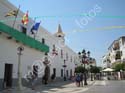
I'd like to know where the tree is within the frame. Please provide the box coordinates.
[90,66,101,74]
[113,63,125,72]
[90,66,101,80]
[75,66,86,73]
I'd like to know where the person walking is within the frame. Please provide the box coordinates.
[80,73,83,87]
[75,74,81,87]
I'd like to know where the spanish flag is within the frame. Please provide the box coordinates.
[22,11,29,25]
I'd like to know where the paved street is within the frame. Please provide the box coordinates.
[85,80,125,93]
[34,80,94,93]
[1,80,125,93]
[1,80,94,93]
[36,80,125,93]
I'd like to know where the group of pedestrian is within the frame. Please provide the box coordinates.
[75,73,83,87]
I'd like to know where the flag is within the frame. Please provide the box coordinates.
[31,22,41,34]
[5,10,18,17]
[22,11,28,25]
[52,45,58,55]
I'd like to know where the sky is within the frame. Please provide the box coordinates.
[8,0,125,66]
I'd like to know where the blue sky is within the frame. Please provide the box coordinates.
[8,0,125,66]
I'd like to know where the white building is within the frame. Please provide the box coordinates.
[102,53,111,68]
[103,36,125,68]
[0,0,78,89]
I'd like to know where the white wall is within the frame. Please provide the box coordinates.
[0,34,45,79]
[0,0,77,79]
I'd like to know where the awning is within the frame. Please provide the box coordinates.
[102,68,114,72]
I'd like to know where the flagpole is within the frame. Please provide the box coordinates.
[33,18,36,39]
[12,5,20,29]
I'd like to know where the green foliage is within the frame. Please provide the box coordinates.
[113,63,125,71]
[90,66,101,73]
[75,66,86,73]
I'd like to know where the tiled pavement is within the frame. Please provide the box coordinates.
[1,80,95,93]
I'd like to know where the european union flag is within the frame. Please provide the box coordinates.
[31,22,41,34]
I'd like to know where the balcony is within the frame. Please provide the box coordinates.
[115,51,122,60]
[113,41,120,50]
[0,22,49,53]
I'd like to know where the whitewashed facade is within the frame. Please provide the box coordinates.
[0,0,78,89]
[102,36,125,68]
[102,53,111,68]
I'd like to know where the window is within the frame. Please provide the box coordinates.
[70,56,72,62]
[66,70,69,77]
[52,44,58,55]
[53,68,56,75]
[61,49,63,58]
[61,69,63,77]
[21,26,27,34]
[53,44,55,50]
[70,69,72,77]
[66,53,68,61]
[115,51,122,60]
[42,38,45,44]
[58,35,62,37]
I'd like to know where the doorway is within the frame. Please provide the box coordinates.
[4,63,13,88]
[70,69,72,77]
[53,68,56,76]
[66,70,69,77]
[61,69,63,77]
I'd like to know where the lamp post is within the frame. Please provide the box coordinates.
[90,65,93,81]
[78,49,90,85]
[17,46,24,90]
[43,52,50,84]
[120,69,123,80]
[63,60,67,81]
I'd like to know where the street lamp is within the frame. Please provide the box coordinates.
[17,46,24,90]
[78,49,90,85]
[90,65,93,81]
[43,52,50,84]
[120,69,123,80]
[62,60,67,81]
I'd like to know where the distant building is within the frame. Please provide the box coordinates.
[89,58,96,66]
[102,54,111,68]
[102,36,125,68]
[77,55,96,69]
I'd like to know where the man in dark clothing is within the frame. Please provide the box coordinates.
[80,73,83,87]
[75,74,81,87]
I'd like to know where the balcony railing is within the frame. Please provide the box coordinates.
[0,22,49,53]
[115,51,122,60]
